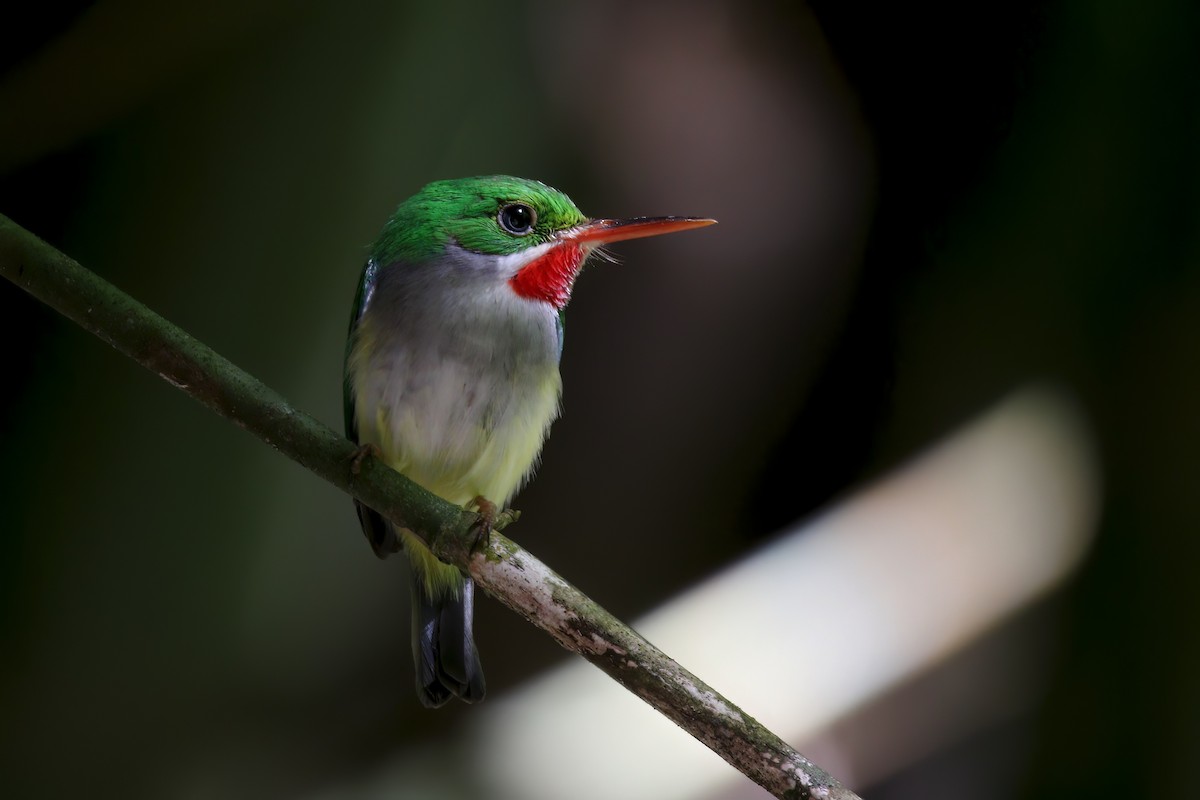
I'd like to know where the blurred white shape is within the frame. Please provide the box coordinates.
[472,386,1099,800]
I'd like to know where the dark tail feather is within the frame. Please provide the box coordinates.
[411,575,486,708]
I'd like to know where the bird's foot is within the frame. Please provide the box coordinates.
[468,496,520,553]
[350,442,382,475]
[468,496,496,553]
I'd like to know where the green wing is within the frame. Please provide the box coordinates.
[343,258,395,558]
[343,258,378,441]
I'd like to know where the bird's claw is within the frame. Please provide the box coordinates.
[468,495,497,553]
[467,496,520,553]
[350,442,383,475]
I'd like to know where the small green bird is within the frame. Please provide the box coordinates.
[344,175,714,707]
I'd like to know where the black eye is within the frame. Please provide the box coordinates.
[498,203,536,235]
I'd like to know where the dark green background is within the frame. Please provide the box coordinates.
[1,1,1196,798]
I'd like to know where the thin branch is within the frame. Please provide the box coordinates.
[0,213,861,800]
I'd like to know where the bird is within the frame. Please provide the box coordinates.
[343,175,714,707]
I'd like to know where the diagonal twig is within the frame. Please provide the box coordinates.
[0,213,861,800]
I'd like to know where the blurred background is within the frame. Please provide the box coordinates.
[1,1,1197,798]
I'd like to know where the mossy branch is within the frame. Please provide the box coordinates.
[0,213,860,800]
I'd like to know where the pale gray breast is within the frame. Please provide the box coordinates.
[365,246,561,379]
[356,247,563,445]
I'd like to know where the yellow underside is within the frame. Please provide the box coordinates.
[358,365,562,598]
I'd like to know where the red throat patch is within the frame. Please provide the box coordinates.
[508,242,586,310]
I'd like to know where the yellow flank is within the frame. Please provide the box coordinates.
[399,530,464,598]
[356,358,563,599]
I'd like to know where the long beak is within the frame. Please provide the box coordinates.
[569,216,716,246]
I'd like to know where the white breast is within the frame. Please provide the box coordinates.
[349,275,563,507]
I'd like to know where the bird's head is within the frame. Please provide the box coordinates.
[371,176,714,310]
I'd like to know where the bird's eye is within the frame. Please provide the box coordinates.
[498,203,536,235]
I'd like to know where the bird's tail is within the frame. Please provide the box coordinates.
[410,574,486,707]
